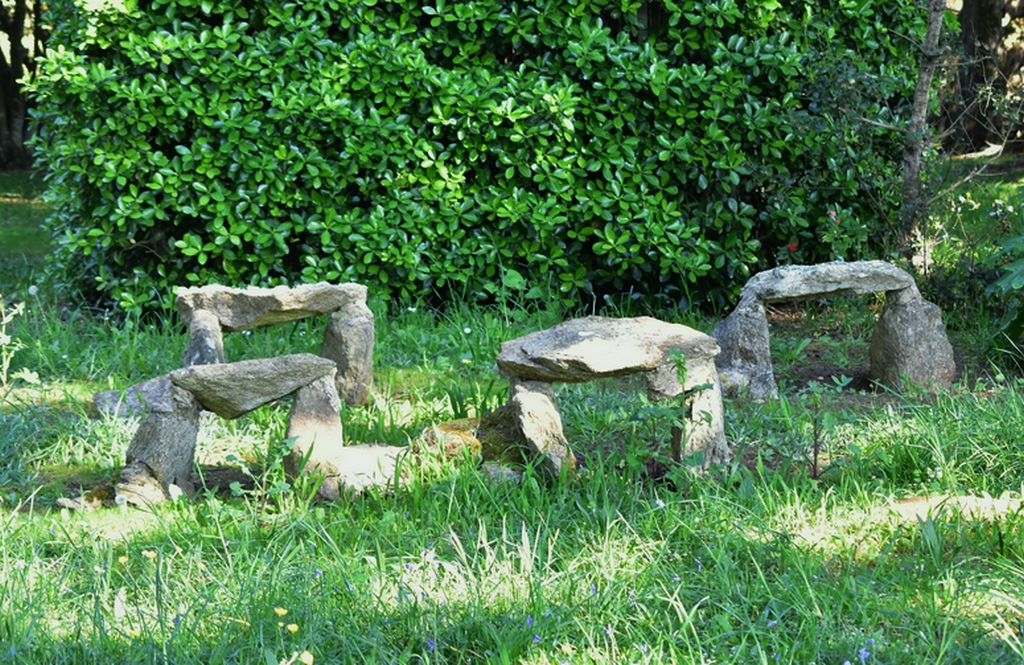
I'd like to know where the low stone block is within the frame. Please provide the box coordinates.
[297,444,408,500]
[94,375,177,419]
[509,380,576,476]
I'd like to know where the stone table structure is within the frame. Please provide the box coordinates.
[117,354,405,505]
[496,316,731,474]
[93,282,396,504]
[712,260,956,400]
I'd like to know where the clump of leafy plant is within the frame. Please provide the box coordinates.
[30,0,927,314]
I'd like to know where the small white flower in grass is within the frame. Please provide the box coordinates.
[27,285,38,297]
[463,327,471,334]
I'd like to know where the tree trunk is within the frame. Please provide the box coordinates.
[901,0,948,248]
[956,0,1007,149]
[0,0,31,168]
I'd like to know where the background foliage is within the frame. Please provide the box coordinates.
[31,0,929,313]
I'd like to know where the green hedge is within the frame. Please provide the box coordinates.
[31,0,927,313]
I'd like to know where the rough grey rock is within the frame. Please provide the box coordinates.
[497,315,720,382]
[712,296,778,399]
[176,282,368,332]
[508,380,576,477]
[94,375,177,418]
[285,371,345,486]
[714,260,955,399]
[674,354,731,465]
[743,260,915,303]
[498,316,728,468]
[304,444,408,500]
[320,302,375,406]
[869,284,957,390]
[181,308,225,366]
[169,354,336,419]
[118,382,201,505]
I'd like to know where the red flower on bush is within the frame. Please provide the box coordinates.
[787,242,798,252]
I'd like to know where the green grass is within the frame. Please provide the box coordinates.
[2,289,1024,663]
[3,165,1024,662]
[0,170,51,297]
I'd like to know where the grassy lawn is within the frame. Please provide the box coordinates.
[0,170,51,297]
[2,169,1024,662]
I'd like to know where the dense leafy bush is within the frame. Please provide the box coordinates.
[31,0,929,313]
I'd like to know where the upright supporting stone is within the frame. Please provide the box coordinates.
[285,371,345,482]
[870,284,957,390]
[678,354,730,464]
[118,378,201,505]
[181,308,225,366]
[710,296,777,399]
[320,301,375,406]
[508,379,576,477]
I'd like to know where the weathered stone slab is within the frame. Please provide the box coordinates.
[743,260,915,303]
[497,316,720,383]
[169,354,336,419]
[176,282,368,332]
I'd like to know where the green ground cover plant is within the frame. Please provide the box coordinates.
[29,0,927,313]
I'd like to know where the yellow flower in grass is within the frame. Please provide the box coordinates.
[274,607,288,617]
[299,651,314,665]
[286,623,299,634]
[117,555,128,566]
[141,550,157,561]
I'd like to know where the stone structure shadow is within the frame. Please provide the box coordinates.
[712,260,956,400]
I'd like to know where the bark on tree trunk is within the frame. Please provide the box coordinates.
[0,0,30,168]
[901,0,948,248]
